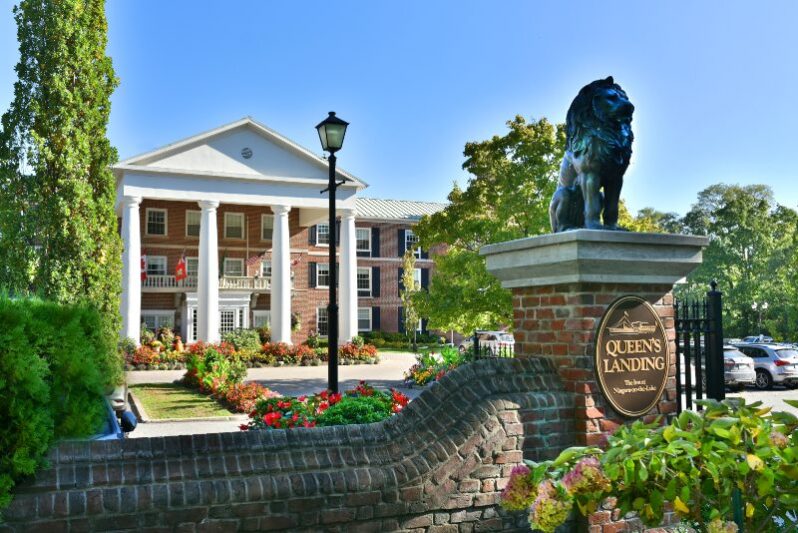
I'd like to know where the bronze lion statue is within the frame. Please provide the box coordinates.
[549,76,634,232]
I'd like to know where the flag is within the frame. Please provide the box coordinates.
[246,250,266,267]
[175,252,187,282]
[141,253,148,282]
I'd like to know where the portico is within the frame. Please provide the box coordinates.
[114,117,366,345]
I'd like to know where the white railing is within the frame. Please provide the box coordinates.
[143,275,269,291]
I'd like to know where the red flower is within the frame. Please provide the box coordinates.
[239,424,250,431]
[329,392,342,405]
[263,412,281,426]
[298,395,307,402]
[319,390,329,400]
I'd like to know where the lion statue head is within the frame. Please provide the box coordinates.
[549,77,635,232]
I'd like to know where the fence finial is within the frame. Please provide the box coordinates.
[710,279,718,291]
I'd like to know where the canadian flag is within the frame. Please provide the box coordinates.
[175,254,188,282]
[140,253,147,282]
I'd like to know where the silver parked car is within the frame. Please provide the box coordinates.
[459,330,515,356]
[735,343,798,390]
[720,345,756,391]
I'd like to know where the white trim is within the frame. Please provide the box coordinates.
[356,227,371,254]
[145,208,168,236]
[406,229,421,259]
[357,307,372,332]
[260,260,272,278]
[357,267,371,295]
[223,257,245,277]
[185,210,201,237]
[413,267,422,290]
[146,255,168,276]
[186,256,199,276]
[224,212,245,239]
[316,306,329,337]
[316,263,330,289]
[113,117,367,188]
[261,214,274,241]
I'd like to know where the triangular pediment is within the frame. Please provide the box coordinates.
[115,118,365,186]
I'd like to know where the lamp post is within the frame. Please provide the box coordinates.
[752,301,768,334]
[316,111,349,393]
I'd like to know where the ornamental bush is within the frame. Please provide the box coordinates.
[221,328,262,352]
[502,398,798,532]
[0,298,120,510]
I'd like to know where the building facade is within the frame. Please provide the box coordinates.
[114,118,444,345]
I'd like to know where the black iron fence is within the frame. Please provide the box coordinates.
[471,335,515,359]
[674,281,725,413]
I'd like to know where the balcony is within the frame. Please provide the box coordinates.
[142,275,271,292]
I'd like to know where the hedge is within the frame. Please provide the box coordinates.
[0,298,121,509]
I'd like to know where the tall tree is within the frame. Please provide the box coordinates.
[400,249,421,352]
[0,0,122,339]
[677,184,798,339]
[414,116,566,333]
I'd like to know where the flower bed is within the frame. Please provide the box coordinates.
[182,344,279,413]
[240,381,409,431]
[501,398,798,532]
[124,327,380,370]
[404,346,471,386]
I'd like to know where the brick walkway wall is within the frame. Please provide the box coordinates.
[1,359,574,532]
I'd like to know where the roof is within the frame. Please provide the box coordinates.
[113,116,366,188]
[355,197,447,221]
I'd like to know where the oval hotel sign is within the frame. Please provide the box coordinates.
[595,296,669,418]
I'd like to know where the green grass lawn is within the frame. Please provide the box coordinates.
[130,383,232,419]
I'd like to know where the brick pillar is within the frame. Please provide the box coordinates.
[482,230,708,445]
[511,282,678,445]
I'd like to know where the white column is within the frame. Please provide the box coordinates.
[120,196,142,344]
[197,200,220,343]
[339,208,358,344]
[270,205,292,344]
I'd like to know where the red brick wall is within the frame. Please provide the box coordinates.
[511,282,678,447]
[137,200,435,343]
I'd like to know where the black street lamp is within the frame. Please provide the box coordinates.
[316,111,349,393]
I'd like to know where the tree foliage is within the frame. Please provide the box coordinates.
[414,116,566,333]
[401,249,421,348]
[677,184,798,339]
[0,0,122,341]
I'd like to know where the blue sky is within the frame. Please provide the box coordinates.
[1,1,797,215]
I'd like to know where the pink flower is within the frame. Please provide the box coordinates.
[500,465,536,511]
[529,480,573,533]
[561,457,610,495]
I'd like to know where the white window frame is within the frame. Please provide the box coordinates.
[146,256,168,276]
[317,307,329,337]
[223,258,245,277]
[316,263,330,288]
[316,223,330,247]
[224,212,245,240]
[260,260,272,278]
[413,267,422,290]
[185,210,201,237]
[253,310,271,329]
[356,227,371,254]
[145,208,168,236]
[406,229,421,259]
[357,307,372,332]
[186,257,199,277]
[141,310,175,331]
[261,214,274,241]
[357,267,371,295]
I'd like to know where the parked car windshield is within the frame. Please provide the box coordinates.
[723,347,746,358]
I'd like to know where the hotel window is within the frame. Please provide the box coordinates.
[261,214,274,240]
[316,223,330,246]
[413,268,422,290]
[357,267,371,296]
[141,311,175,331]
[146,256,167,276]
[223,258,244,277]
[253,310,271,329]
[219,310,236,335]
[317,307,329,336]
[185,210,201,237]
[358,308,372,332]
[316,263,330,288]
[224,212,245,239]
[406,230,421,259]
[356,228,371,254]
[260,260,272,278]
[146,208,167,236]
[186,257,199,276]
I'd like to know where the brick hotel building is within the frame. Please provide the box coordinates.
[113,118,445,345]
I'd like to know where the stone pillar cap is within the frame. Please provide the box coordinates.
[480,229,709,288]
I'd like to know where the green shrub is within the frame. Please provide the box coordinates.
[0,298,120,510]
[222,328,262,352]
[316,395,393,426]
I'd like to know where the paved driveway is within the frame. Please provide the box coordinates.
[127,352,421,438]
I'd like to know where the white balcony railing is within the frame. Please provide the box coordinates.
[142,275,270,291]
